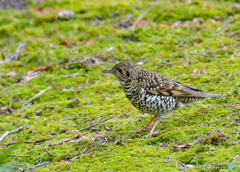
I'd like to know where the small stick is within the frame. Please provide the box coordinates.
[10,154,28,157]
[22,86,51,107]
[131,9,150,29]
[45,131,89,157]
[77,111,128,132]
[61,115,79,121]
[45,144,53,157]
[0,124,29,142]
[70,146,97,161]
[229,152,240,162]
[22,160,50,171]
[117,14,133,26]
[15,42,26,60]
[24,137,53,144]
[187,53,215,57]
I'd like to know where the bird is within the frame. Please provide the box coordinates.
[102,62,222,138]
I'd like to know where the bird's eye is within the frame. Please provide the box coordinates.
[118,69,123,73]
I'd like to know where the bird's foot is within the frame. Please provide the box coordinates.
[145,132,153,138]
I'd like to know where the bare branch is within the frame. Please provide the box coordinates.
[22,86,52,107]
[77,111,128,132]
[0,124,29,142]
[45,131,89,157]
[70,146,97,161]
[131,9,150,29]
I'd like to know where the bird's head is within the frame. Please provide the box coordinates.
[102,62,138,81]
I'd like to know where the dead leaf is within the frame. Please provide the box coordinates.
[157,142,167,148]
[85,40,94,46]
[135,59,149,66]
[209,18,217,24]
[189,59,195,64]
[35,6,40,11]
[42,7,53,13]
[193,68,206,75]
[193,18,204,24]
[58,10,74,18]
[237,42,240,47]
[7,69,17,76]
[0,107,13,114]
[27,66,52,75]
[137,20,146,25]
[105,125,113,131]
[172,139,199,148]
[192,42,197,46]
[60,41,68,46]
[45,105,55,109]
[85,77,90,84]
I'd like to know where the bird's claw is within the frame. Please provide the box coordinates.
[145,132,153,138]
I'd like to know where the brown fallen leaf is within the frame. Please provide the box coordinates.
[157,142,167,148]
[137,20,146,25]
[189,59,195,64]
[105,125,113,131]
[60,41,68,46]
[192,42,197,46]
[172,139,199,148]
[35,6,40,11]
[27,66,52,75]
[193,18,204,24]
[0,107,13,114]
[42,7,54,13]
[209,18,217,24]
[7,69,17,76]
[85,40,94,46]
[85,77,90,84]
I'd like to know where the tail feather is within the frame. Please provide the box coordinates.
[205,93,224,97]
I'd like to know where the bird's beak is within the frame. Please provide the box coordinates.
[102,69,112,73]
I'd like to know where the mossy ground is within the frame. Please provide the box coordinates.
[0,0,240,171]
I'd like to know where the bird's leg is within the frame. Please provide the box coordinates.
[145,116,161,138]
[142,115,156,129]
[132,116,156,133]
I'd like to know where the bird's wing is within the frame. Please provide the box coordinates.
[138,72,207,98]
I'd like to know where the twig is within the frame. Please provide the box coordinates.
[24,137,53,144]
[57,73,81,79]
[21,161,50,171]
[131,9,150,29]
[0,54,15,65]
[45,144,53,157]
[45,132,89,157]
[61,115,79,121]
[117,14,133,26]
[15,42,26,60]
[6,137,53,146]
[77,111,128,132]
[10,154,29,157]
[70,146,97,161]
[229,152,240,162]
[22,86,52,107]
[0,124,29,142]
[187,53,215,57]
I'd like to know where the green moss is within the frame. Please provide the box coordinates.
[0,0,240,171]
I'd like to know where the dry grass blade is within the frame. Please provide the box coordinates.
[77,111,128,132]
[22,86,52,107]
[0,124,29,142]
[131,9,150,29]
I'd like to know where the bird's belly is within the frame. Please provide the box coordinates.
[126,89,178,115]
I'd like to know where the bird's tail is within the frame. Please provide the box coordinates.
[205,93,224,97]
